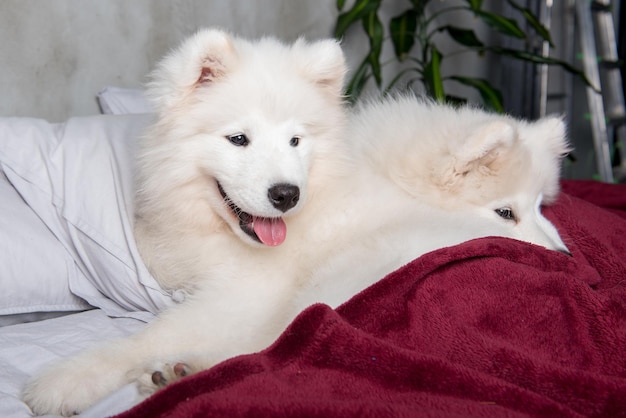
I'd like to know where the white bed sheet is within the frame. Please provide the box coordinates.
[0,309,148,417]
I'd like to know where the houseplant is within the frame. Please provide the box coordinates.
[335,0,588,112]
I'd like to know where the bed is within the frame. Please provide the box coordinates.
[0,96,625,417]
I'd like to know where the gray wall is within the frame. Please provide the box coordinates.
[0,0,338,121]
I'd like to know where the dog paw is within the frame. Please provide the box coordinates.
[23,364,118,416]
[22,348,133,416]
[151,362,193,387]
[134,361,197,396]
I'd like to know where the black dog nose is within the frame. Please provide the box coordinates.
[268,183,300,212]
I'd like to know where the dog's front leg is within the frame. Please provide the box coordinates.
[23,277,292,416]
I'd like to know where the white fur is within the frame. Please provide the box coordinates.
[23,29,571,416]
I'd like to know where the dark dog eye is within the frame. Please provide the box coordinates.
[289,136,300,147]
[227,134,249,147]
[495,207,516,221]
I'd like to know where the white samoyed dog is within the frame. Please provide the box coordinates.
[23,28,571,415]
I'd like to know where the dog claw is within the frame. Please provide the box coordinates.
[174,363,190,378]
[151,371,167,387]
[149,363,192,390]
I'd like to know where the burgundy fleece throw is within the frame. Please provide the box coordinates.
[118,180,626,418]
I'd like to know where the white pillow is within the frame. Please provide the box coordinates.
[97,87,153,115]
[0,115,174,321]
[0,169,90,316]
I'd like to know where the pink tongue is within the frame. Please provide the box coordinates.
[253,217,287,246]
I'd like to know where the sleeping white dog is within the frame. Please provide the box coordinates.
[23,28,571,415]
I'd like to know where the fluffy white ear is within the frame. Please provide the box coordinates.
[193,30,236,84]
[293,38,347,95]
[453,120,516,175]
[526,115,571,157]
[521,115,570,202]
[147,28,237,111]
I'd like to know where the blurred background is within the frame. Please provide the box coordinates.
[0,0,624,181]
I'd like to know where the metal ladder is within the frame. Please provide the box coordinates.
[576,0,626,182]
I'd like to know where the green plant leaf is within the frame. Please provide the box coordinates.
[390,9,418,61]
[440,25,484,47]
[336,0,346,11]
[384,67,422,94]
[449,76,504,112]
[363,10,384,86]
[473,10,526,39]
[506,0,553,46]
[345,58,371,102]
[335,0,381,39]
[423,47,445,101]
[462,0,482,11]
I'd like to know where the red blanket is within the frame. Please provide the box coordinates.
[118,180,626,418]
